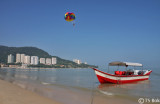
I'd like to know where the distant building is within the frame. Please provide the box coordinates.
[84,62,87,64]
[20,54,25,63]
[46,58,51,65]
[31,56,39,65]
[52,57,57,65]
[8,54,14,63]
[73,59,81,64]
[24,55,30,64]
[40,58,45,64]
[16,53,21,63]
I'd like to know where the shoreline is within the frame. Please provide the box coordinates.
[0,67,91,69]
[0,79,61,104]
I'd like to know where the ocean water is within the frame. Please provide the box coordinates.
[0,68,160,104]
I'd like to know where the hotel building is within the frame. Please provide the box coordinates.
[46,58,51,65]
[16,53,21,63]
[7,54,14,63]
[40,58,46,64]
[20,54,25,64]
[52,57,57,65]
[24,55,30,64]
[73,59,81,64]
[31,56,39,65]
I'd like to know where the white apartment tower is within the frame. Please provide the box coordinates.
[31,56,39,65]
[24,55,30,64]
[73,59,81,64]
[52,57,57,65]
[8,54,14,63]
[46,58,51,65]
[16,53,21,63]
[20,54,25,63]
[40,58,45,64]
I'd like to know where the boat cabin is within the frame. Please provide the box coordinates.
[108,61,150,76]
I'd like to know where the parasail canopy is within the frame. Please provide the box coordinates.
[64,12,75,22]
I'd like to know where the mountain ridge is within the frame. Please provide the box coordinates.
[0,45,97,68]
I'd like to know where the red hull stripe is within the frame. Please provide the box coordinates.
[96,74,148,84]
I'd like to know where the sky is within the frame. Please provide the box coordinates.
[0,0,160,68]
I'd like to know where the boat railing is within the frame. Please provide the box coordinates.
[115,71,134,76]
[114,70,152,76]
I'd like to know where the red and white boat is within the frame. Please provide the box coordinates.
[92,61,152,84]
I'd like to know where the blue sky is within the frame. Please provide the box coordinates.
[0,0,160,68]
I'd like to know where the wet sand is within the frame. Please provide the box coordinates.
[0,78,138,104]
[0,79,61,104]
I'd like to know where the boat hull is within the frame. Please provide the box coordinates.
[92,68,152,84]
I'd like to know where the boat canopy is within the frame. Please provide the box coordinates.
[109,61,143,67]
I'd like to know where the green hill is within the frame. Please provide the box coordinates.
[0,45,51,63]
[0,45,97,68]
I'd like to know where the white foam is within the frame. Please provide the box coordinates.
[41,82,51,85]
[99,90,113,96]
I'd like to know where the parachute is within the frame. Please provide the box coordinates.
[64,12,75,26]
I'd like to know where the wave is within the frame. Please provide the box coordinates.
[41,82,51,85]
[99,90,114,96]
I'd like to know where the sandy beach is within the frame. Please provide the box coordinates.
[0,79,137,104]
[0,79,61,104]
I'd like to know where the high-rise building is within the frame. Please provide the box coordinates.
[40,58,45,64]
[52,57,57,65]
[24,55,30,64]
[46,58,51,65]
[8,54,14,63]
[20,54,25,63]
[31,56,39,65]
[73,59,81,64]
[16,53,21,63]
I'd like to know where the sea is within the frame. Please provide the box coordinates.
[0,68,160,104]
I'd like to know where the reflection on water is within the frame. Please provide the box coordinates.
[98,80,151,97]
[0,68,95,104]
[0,68,96,89]
[0,68,160,100]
